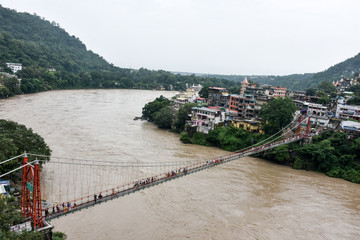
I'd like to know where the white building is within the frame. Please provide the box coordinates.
[188,107,225,134]
[341,120,360,138]
[309,116,330,127]
[336,104,360,121]
[307,102,328,116]
[6,63,22,73]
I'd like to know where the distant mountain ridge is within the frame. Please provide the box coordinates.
[175,53,360,90]
[1,4,358,95]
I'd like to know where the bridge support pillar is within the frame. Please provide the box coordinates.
[32,160,44,229]
[21,152,32,218]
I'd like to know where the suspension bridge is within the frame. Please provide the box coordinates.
[0,114,312,230]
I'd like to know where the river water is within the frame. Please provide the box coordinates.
[0,89,359,240]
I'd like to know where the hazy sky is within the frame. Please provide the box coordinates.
[2,0,360,75]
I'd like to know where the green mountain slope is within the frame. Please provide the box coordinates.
[0,6,112,73]
[0,5,240,97]
[207,53,360,90]
[206,54,360,90]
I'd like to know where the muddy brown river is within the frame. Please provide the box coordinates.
[1,89,359,240]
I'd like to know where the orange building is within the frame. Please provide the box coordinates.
[274,87,287,98]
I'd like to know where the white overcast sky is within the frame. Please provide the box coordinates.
[1,0,360,75]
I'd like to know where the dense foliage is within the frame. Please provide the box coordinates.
[347,97,360,105]
[263,131,360,184]
[348,85,360,96]
[141,96,171,122]
[153,107,175,129]
[142,97,195,132]
[347,84,360,105]
[173,103,196,132]
[0,5,241,98]
[0,196,43,239]
[0,119,51,176]
[181,126,266,151]
[259,97,296,135]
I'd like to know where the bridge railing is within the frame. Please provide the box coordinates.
[44,134,304,220]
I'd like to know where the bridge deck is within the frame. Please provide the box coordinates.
[45,135,303,221]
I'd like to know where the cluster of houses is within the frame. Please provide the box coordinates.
[174,77,360,138]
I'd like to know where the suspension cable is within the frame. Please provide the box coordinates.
[0,153,25,165]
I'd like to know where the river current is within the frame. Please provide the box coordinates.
[0,89,359,240]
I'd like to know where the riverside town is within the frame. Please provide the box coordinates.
[0,2,360,240]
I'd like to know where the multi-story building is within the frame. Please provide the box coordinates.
[173,97,188,109]
[288,90,306,101]
[307,102,328,116]
[246,85,265,96]
[208,87,229,106]
[230,119,263,134]
[6,63,22,73]
[220,94,230,108]
[274,87,287,98]
[340,120,360,138]
[255,95,272,105]
[229,94,259,119]
[336,104,360,121]
[188,106,225,134]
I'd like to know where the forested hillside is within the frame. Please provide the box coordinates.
[208,53,360,90]
[0,5,240,97]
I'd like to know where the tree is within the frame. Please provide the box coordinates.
[141,95,170,122]
[0,86,11,98]
[305,88,316,96]
[318,95,330,105]
[199,86,209,98]
[0,120,51,176]
[259,97,296,135]
[318,81,337,94]
[301,139,336,172]
[153,106,174,129]
[180,131,191,143]
[173,103,195,132]
[347,97,360,105]
[0,197,43,239]
[4,77,22,96]
[348,85,360,96]
[271,144,290,163]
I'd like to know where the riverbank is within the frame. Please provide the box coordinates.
[180,127,360,184]
[141,95,360,184]
[2,89,360,239]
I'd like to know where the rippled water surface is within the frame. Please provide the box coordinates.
[1,89,359,240]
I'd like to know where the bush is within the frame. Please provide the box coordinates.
[342,169,360,184]
[180,132,191,144]
[293,157,303,169]
[53,231,66,240]
[326,167,344,178]
[192,132,209,146]
[153,107,174,129]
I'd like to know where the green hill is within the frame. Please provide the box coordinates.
[0,6,113,73]
[208,53,360,90]
[0,4,240,97]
